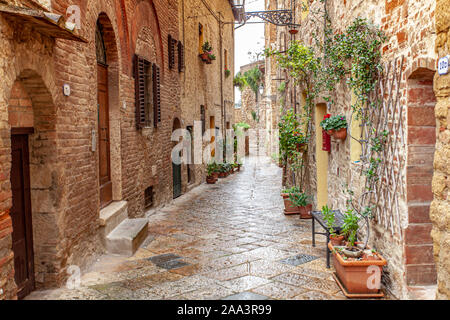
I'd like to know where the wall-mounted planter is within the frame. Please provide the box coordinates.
[199,53,211,64]
[333,128,347,140]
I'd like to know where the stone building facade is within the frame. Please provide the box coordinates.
[0,0,237,300]
[264,0,447,299]
[177,0,236,191]
[234,60,266,153]
[432,0,450,300]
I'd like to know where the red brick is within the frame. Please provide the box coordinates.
[405,244,434,264]
[407,184,434,202]
[408,204,432,223]
[405,224,433,245]
[408,106,436,126]
[408,127,436,145]
[406,264,437,285]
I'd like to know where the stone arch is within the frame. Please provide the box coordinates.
[130,0,164,73]
[405,65,437,287]
[96,12,123,204]
[7,69,59,292]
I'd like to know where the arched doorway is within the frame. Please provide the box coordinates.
[172,118,182,199]
[96,14,121,208]
[405,67,437,287]
[8,70,58,298]
[96,19,112,208]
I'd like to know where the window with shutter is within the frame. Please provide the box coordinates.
[178,41,184,73]
[152,64,161,127]
[200,105,205,134]
[168,35,176,69]
[134,54,152,128]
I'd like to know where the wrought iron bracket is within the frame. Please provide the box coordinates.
[239,10,300,27]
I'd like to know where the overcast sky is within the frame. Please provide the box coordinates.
[234,0,265,104]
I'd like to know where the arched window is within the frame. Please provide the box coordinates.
[96,21,107,65]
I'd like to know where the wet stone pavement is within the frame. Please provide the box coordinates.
[28,156,348,300]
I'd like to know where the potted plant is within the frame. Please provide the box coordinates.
[200,41,213,63]
[206,162,218,184]
[281,186,301,215]
[217,164,227,178]
[225,68,231,77]
[320,115,348,140]
[321,205,344,246]
[288,191,312,219]
[328,208,387,296]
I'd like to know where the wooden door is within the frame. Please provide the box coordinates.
[173,155,182,199]
[10,133,35,299]
[97,64,112,208]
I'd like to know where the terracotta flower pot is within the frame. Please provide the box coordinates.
[206,176,216,184]
[330,234,345,246]
[329,242,387,295]
[219,172,226,178]
[281,193,300,215]
[289,29,298,35]
[333,128,347,140]
[199,53,211,63]
[212,172,219,179]
[298,204,313,219]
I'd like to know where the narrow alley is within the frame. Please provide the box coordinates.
[27,156,345,300]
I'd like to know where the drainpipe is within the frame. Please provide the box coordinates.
[219,12,225,140]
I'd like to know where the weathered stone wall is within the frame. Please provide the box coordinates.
[431,0,450,300]
[265,0,440,299]
[0,0,180,299]
[178,0,235,186]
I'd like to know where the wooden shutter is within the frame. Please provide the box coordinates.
[168,35,175,69]
[152,64,161,126]
[178,41,184,73]
[134,54,147,129]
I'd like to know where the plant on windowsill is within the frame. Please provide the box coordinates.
[320,115,348,140]
[321,205,344,246]
[225,68,231,77]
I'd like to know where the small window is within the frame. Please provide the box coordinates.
[200,105,206,134]
[134,55,160,128]
[145,186,154,208]
[224,49,228,70]
[168,34,176,69]
[199,23,204,54]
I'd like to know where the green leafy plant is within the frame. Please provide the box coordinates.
[208,53,216,61]
[320,115,347,131]
[233,72,247,91]
[225,69,231,77]
[342,209,360,247]
[201,41,212,53]
[278,81,286,93]
[288,192,311,207]
[322,205,337,236]
[207,162,218,176]
[282,186,301,194]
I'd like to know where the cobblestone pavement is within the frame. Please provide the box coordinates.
[28,156,350,300]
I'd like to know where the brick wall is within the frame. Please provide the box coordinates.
[0,0,181,299]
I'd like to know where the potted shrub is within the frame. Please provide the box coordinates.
[217,164,227,178]
[320,115,348,140]
[288,191,312,219]
[281,186,301,215]
[322,205,344,246]
[329,209,387,296]
[206,162,218,184]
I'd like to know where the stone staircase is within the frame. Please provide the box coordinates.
[99,201,148,256]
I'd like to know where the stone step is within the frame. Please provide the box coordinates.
[105,218,149,256]
[99,200,128,237]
